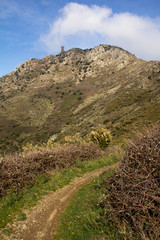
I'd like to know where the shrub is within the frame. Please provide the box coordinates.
[100,126,160,239]
[0,143,103,197]
[88,127,112,149]
[22,142,39,152]
[62,133,85,145]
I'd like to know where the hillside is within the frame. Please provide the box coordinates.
[0,44,160,154]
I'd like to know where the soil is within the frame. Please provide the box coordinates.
[1,163,119,240]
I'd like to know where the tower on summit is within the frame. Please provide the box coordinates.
[61,46,64,53]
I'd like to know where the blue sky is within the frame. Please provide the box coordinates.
[0,0,160,77]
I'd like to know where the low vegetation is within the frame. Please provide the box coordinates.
[0,143,103,197]
[54,126,160,240]
[0,154,119,230]
[100,125,160,239]
[54,168,123,240]
[0,125,159,239]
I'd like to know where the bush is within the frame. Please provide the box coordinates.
[62,133,85,145]
[100,126,160,239]
[0,143,103,197]
[88,127,112,149]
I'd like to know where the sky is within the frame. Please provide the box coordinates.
[0,0,160,77]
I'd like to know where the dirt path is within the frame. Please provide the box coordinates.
[1,163,119,240]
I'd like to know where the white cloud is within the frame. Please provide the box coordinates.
[40,2,160,60]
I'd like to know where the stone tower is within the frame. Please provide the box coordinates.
[61,46,64,53]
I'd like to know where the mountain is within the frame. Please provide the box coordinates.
[0,44,160,154]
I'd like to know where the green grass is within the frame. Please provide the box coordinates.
[5,95,53,126]
[0,154,120,232]
[60,94,77,113]
[54,169,123,240]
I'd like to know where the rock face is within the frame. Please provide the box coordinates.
[0,44,160,153]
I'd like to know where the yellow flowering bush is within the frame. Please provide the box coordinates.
[88,127,112,149]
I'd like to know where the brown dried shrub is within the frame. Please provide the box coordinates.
[101,126,160,239]
[0,143,103,196]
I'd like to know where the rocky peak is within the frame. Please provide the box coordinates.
[2,44,138,79]
[0,44,143,97]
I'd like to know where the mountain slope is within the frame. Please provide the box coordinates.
[0,45,160,153]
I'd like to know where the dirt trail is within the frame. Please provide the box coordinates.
[2,163,119,240]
